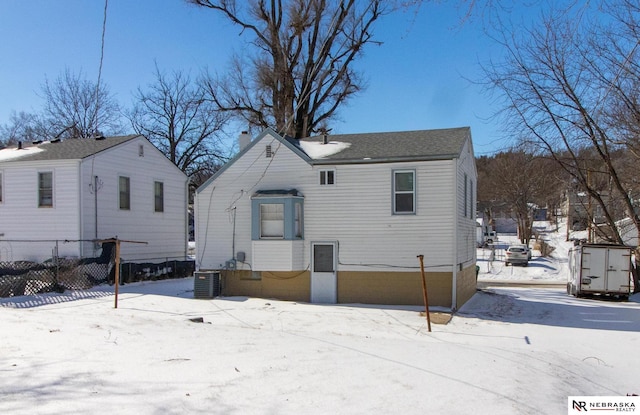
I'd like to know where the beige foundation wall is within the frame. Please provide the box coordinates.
[220,269,459,308]
[456,264,478,310]
[222,270,311,302]
[338,271,453,307]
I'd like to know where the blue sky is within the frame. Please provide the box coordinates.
[0,1,514,155]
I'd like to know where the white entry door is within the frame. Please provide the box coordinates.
[310,242,337,303]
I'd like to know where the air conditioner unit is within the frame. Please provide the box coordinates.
[193,271,221,299]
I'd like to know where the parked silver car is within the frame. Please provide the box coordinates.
[505,245,529,266]
[510,244,532,260]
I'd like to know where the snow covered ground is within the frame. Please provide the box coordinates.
[1,222,638,414]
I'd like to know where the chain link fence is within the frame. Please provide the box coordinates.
[0,240,194,298]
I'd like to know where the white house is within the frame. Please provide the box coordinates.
[0,135,189,263]
[195,128,478,309]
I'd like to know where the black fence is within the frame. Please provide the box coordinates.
[0,241,194,298]
[119,258,195,284]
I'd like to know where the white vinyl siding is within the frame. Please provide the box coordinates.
[195,130,473,274]
[0,162,80,261]
[196,133,311,270]
[305,161,455,271]
[0,137,187,262]
[0,171,3,203]
[456,139,478,265]
[79,137,188,261]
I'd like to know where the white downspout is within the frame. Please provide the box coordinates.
[451,158,459,311]
[185,177,190,260]
[78,160,85,258]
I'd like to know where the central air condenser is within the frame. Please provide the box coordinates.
[193,271,221,299]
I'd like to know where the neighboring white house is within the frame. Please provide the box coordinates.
[195,127,478,310]
[0,135,189,262]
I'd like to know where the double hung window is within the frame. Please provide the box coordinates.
[393,170,415,214]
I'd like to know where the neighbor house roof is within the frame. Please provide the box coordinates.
[0,135,140,163]
[290,127,471,164]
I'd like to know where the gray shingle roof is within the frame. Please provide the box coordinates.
[289,127,471,163]
[0,135,140,162]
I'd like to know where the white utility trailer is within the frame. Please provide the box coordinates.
[567,243,632,298]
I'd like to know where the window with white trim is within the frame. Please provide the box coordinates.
[38,171,53,208]
[464,173,468,217]
[119,176,131,210]
[469,180,474,218]
[393,170,415,214]
[154,181,164,212]
[320,169,335,185]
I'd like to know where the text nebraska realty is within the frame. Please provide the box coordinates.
[573,400,636,412]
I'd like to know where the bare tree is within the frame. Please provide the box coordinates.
[482,0,640,291]
[189,0,388,138]
[0,111,43,146]
[478,150,564,245]
[40,68,123,139]
[128,66,230,179]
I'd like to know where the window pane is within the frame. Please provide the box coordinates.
[260,203,284,237]
[38,172,53,207]
[154,181,164,212]
[394,171,415,213]
[119,176,130,210]
[295,202,302,238]
[395,172,414,191]
[313,244,334,272]
[464,174,468,217]
[395,194,414,213]
[320,170,335,185]
[327,170,336,184]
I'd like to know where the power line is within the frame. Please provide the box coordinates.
[91,0,109,136]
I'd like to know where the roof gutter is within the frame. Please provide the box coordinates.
[310,153,461,165]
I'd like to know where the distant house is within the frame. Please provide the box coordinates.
[195,127,477,310]
[0,135,189,262]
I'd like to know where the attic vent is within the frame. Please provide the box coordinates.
[138,144,144,157]
[266,145,272,158]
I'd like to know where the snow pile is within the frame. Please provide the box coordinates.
[0,145,44,161]
[298,140,351,159]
